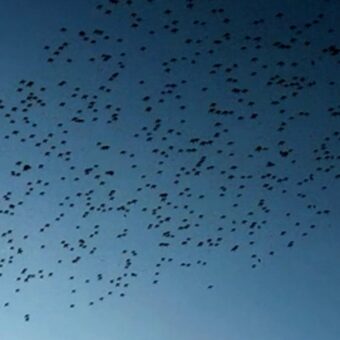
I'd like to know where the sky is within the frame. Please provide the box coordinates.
[0,0,339,339]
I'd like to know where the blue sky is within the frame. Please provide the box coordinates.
[0,0,339,339]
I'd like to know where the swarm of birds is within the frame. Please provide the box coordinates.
[0,0,339,323]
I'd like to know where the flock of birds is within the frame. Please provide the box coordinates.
[0,0,339,323]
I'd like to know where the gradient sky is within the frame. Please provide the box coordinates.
[0,0,339,339]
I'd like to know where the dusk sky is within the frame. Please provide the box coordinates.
[0,1,339,339]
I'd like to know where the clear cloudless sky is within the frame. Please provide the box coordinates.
[0,0,339,339]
